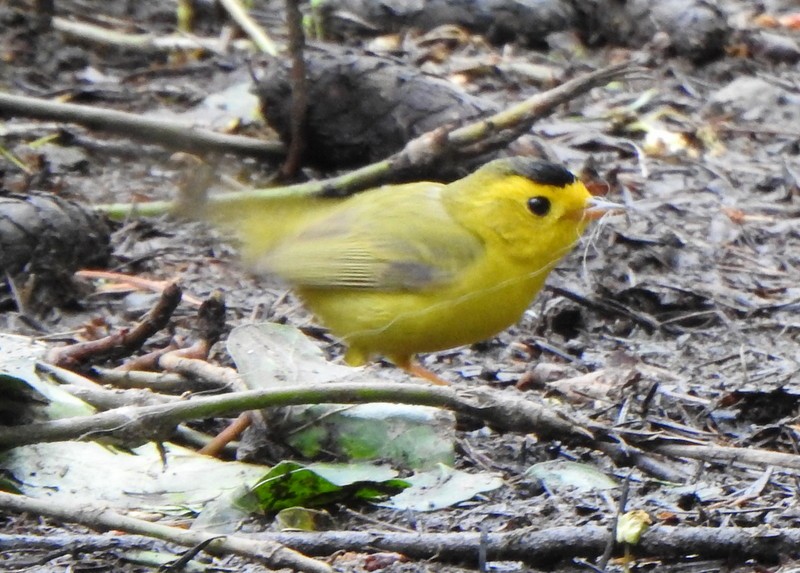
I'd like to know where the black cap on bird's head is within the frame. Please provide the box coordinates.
[484,157,577,188]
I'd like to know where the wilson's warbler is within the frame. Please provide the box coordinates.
[208,157,618,383]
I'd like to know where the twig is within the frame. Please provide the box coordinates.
[199,412,252,456]
[0,532,169,553]
[246,525,800,566]
[93,368,194,393]
[53,16,253,55]
[217,0,279,55]
[220,62,646,201]
[46,283,183,369]
[549,285,662,332]
[157,353,244,391]
[0,492,330,573]
[599,472,631,570]
[0,92,284,159]
[114,342,179,372]
[280,0,309,177]
[4,377,797,478]
[593,440,688,483]
[651,442,800,471]
[0,383,587,449]
[6,499,794,568]
[60,383,176,410]
[98,61,645,217]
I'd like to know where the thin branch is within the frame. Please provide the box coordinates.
[0,383,585,449]
[4,379,800,477]
[97,60,645,217]
[0,532,169,553]
[280,0,309,177]
[217,0,279,55]
[93,368,195,393]
[651,442,800,471]
[53,16,251,54]
[0,92,284,159]
[253,524,800,565]
[210,61,647,202]
[46,283,182,369]
[0,492,330,573]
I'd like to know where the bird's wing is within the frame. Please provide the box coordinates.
[257,184,484,291]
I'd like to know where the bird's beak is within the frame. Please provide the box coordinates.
[564,197,626,221]
[584,197,626,220]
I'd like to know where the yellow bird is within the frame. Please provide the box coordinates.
[208,157,618,384]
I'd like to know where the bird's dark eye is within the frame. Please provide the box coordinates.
[527,196,551,216]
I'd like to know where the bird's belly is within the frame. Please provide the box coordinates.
[299,264,547,365]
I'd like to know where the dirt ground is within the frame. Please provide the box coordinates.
[2,0,800,572]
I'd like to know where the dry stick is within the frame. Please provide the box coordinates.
[158,353,244,391]
[94,367,204,393]
[157,349,270,456]
[0,92,284,160]
[217,62,646,201]
[36,361,178,410]
[217,0,279,56]
[61,384,177,410]
[5,499,793,568]
[651,443,800,469]
[97,61,645,218]
[0,492,331,573]
[4,380,800,477]
[46,283,183,369]
[250,525,800,565]
[52,16,253,55]
[115,342,180,373]
[0,532,168,554]
[599,472,631,570]
[76,270,204,307]
[593,440,686,483]
[281,0,309,177]
[0,383,583,449]
[199,412,252,456]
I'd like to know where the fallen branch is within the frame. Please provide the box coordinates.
[5,379,799,478]
[258,524,798,566]
[46,283,183,369]
[0,492,330,573]
[651,442,800,471]
[214,61,647,201]
[0,531,169,554]
[3,496,794,568]
[93,368,195,393]
[53,16,253,54]
[0,92,284,159]
[98,60,646,218]
[0,383,585,449]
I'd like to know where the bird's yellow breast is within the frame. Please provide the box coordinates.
[299,250,555,366]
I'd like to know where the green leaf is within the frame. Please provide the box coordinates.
[248,461,408,512]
